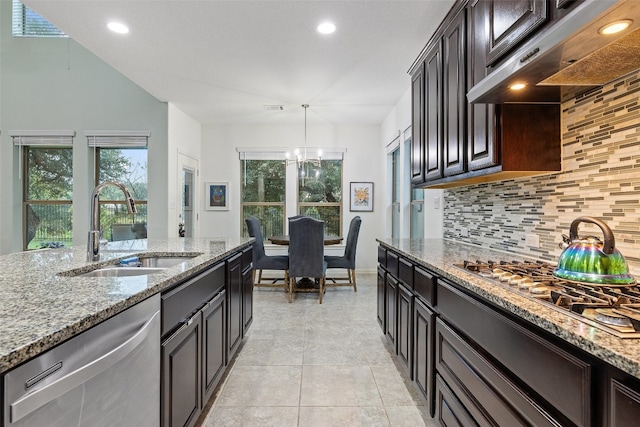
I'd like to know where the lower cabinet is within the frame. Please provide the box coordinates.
[377,266,386,331]
[385,275,398,350]
[202,290,226,404]
[397,282,413,377]
[161,312,202,427]
[161,245,252,427]
[434,373,475,427]
[226,253,243,361]
[414,297,435,416]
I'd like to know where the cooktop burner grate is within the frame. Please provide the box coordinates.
[454,260,640,338]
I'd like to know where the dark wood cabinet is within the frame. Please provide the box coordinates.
[486,0,549,66]
[410,0,561,189]
[226,252,243,361]
[385,275,398,350]
[435,374,476,427]
[398,283,413,376]
[377,266,386,331]
[202,290,226,404]
[414,298,435,415]
[242,248,253,335]
[162,313,202,427]
[411,63,425,185]
[424,40,444,181]
[442,7,467,178]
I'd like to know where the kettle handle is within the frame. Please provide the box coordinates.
[569,216,615,254]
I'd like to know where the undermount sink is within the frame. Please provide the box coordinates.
[59,253,202,278]
[137,256,193,268]
[77,267,166,278]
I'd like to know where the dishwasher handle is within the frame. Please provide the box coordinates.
[10,309,160,423]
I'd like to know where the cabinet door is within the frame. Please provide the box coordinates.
[442,7,466,177]
[486,0,549,66]
[161,314,202,427]
[226,253,243,360]
[377,266,386,332]
[385,275,398,350]
[411,63,425,185]
[424,40,443,181]
[609,375,640,427]
[398,283,413,377]
[242,264,253,334]
[202,290,226,404]
[467,0,498,171]
[414,298,435,416]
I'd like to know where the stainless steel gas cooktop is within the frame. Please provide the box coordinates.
[455,259,640,339]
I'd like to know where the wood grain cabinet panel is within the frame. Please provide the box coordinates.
[411,63,425,185]
[486,0,549,65]
[414,298,435,416]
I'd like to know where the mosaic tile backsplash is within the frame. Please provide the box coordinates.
[443,70,640,274]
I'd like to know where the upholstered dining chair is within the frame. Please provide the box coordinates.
[245,216,289,287]
[288,216,327,303]
[325,216,361,291]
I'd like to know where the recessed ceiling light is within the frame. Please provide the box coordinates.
[510,82,526,91]
[599,19,632,35]
[107,22,129,34]
[317,22,336,35]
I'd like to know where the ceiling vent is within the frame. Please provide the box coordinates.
[264,105,284,111]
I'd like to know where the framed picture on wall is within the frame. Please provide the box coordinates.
[349,182,373,212]
[205,182,229,211]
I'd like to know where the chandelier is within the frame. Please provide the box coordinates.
[286,104,322,186]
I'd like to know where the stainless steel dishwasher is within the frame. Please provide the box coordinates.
[3,294,160,427]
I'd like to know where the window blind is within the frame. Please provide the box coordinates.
[12,0,67,38]
[10,130,75,147]
[85,130,150,148]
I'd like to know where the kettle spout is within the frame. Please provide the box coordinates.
[559,233,571,249]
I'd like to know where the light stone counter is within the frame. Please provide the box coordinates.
[377,237,640,380]
[0,237,252,374]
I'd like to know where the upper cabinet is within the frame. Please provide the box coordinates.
[409,0,561,189]
[486,0,549,66]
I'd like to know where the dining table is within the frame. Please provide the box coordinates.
[267,235,343,246]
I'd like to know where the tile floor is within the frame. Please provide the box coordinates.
[197,273,437,427]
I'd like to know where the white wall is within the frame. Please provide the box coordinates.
[200,122,384,272]
[167,103,202,237]
[0,0,169,254]
[381,87,444,240]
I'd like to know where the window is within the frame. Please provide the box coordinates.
[89,131,149,241]
[297,158,342,236]
[13,131,75,250]
[12,0,67,37]
[240,157,286,240]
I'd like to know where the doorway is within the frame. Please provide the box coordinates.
[178,152,199,238]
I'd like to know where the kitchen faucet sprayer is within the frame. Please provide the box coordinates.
[87,181,137,261]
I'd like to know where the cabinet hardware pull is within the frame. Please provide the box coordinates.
[520,47,540,63]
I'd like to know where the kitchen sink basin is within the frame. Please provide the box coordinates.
[76,267,166,277]
[137,256,194,268]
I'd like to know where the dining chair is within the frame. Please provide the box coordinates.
[288,216,327,303]
[325,216,361,291]
[245,216,289,288]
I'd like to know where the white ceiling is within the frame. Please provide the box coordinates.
[22,0,455,126]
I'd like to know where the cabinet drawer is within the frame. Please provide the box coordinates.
[387,251,399,278]
[414,266,436,306]
[242,246,252,271]
[435,374,476,427]
[610,377,640,427]
[378,246,387,267]
[162,262,226,336]
[438,280,592,427]
[436,318,560,427]
[399,258,413,289]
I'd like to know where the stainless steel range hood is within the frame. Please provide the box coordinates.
[468,0,640,104]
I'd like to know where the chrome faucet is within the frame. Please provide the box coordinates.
[87,181,137,261]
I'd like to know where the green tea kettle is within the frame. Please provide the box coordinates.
[553,216,635,285]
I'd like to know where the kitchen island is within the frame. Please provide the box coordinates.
[378,237,640,427]
[0,237,252,374]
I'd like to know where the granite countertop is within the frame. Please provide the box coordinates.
[0,237,252,374]
[377,237,640,380]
